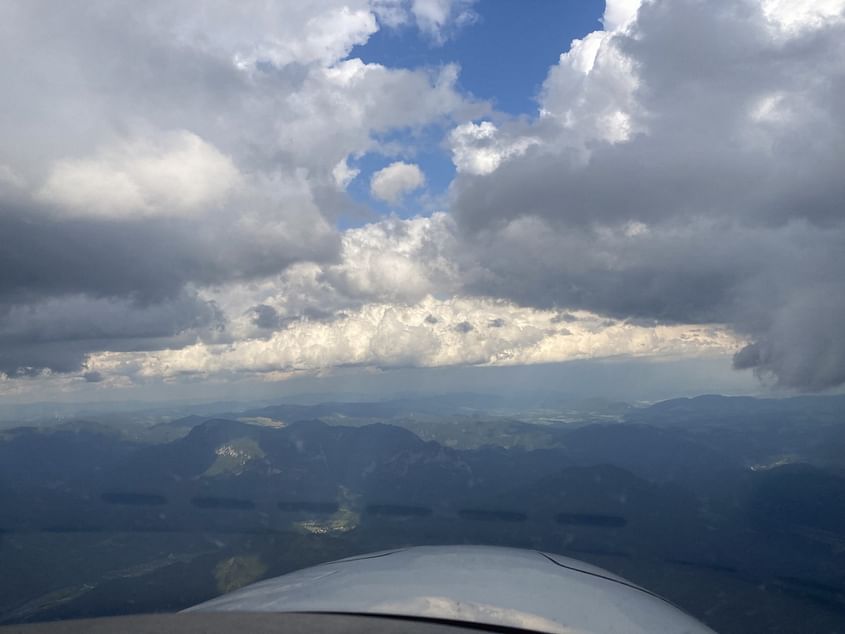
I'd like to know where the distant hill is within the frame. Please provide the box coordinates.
[627,393,845,427]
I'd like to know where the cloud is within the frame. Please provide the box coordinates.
[57,211,737,387]
[0,290,225,376]
[445,0,845,390]
[82,371,103,383]
[3,0,844,394]
[332,157,361,189]
[372,0,478,43]
[372,1,411,28]
[411,0,478,43]
[324,214,457,303]
[37,131,240,218]
[140,1,379,69]
[732,285,845,390]
[82,296,739,381]
[602,0,643,31]
[0,164,25,190]
[0,1,481,376]
[201,213,460,340]
[1,173,339,305]
[449,122,540,175]
[370,161,426,203]
[250,305,282,330]
[761,0,845,34]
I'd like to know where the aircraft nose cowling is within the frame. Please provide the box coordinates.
[186,545,717,634]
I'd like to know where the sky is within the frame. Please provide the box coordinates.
[1,0,844,405]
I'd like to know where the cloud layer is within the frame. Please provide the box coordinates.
[84,296,737,383]
[2,0,844,396]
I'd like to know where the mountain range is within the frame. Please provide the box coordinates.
[1,393,844,633]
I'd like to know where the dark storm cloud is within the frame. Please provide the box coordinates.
[449,0,845,390]
[1,205,230,302]
[0,281,228,375]
[0,194,337,374]
[731,286,845,390]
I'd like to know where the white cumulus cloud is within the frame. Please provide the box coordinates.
[83,296,740,381]
[762,0,845,34]
[449,121,540,175]
[37,131,240,218]
[370,161,426,203]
